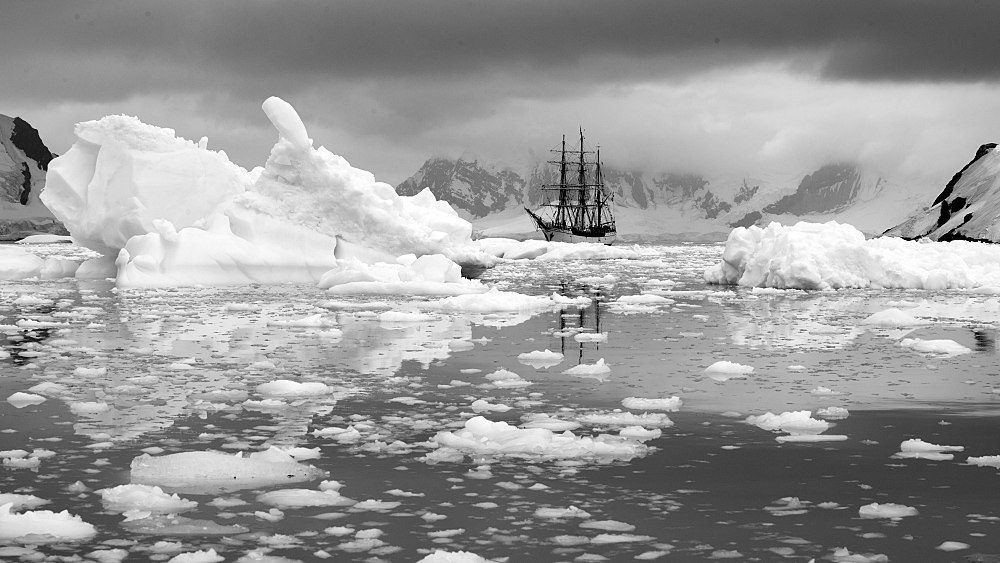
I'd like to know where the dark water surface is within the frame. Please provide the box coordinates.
[1,243,999,562]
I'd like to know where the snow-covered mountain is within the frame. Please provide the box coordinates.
[396,156,931,241]
[0,115,67,240]
[884,143,1000,243]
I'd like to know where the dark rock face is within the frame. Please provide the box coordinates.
[734,180,759,205]
[731,210,762,229]
[764,164,870,215]
[11,117,55,171]
[932,143,997,207]
[395,158,526,218]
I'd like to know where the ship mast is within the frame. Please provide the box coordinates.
[556,135,568,227]
[577,128,587,229]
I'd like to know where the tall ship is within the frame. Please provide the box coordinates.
[525,129,617,245]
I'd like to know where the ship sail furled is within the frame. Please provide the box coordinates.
[525,129,616,245]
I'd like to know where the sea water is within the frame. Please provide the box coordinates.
[1,242,999,561]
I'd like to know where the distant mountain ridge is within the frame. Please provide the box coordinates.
[396,156,919,240]
[0,114,67,240]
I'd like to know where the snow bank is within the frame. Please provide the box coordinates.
[40,97,490,288]
[706,221,1000,290]
[423,416,649,463]
[130,447,327,492]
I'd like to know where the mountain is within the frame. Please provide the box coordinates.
[0,114,67,240]
[396,156,930,241]
[883,143,1000,243]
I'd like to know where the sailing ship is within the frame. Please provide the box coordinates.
[525,129,617,245]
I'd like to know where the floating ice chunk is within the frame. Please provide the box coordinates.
[967,455,1000,468]
[416,550,491,563]
[574,332,608,343]
[352,499,401,512]
[520,414,581,432]
[0,502,97,542]
[811,386,844,396]
[704,360,754,377]
[622,396,682,412]
[267,313,338,328]
[428,289,590,313]
[534,505,592,519]
[0,494,48,510]
[130,447,327,493]
[830,547,889,562]
[167,548,224,563]
[858,502,918,519]
[470,399,511,413]
[378,310,436,323]
[577,411,674,428]
[816,407,850,419]
[892,438,964,460]
[619,426,662,441]
[99,484,197,514]
[257,489,356,509]
[861,308,929,327]
[424,416,649,463]
[616,294,673,305]
[936,541,970,551]
[121,514,249,535]
[69,401,110,414]
[776,434,848,443]
[563,358,611,379]
[590,533,656,544]
[899,338,971,357]
[746,411,830,436]
[580,519,636,532]
[517,349,564,368]
[6,392,46,408]
[483,368,532,388]
[256,380,332,397]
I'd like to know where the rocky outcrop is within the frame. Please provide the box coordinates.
[763,164,875,215]
[884,143,1000,243]
[0,114,68,240]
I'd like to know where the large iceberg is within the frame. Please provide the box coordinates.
[40,97,489,288]
[705,221,1000,290]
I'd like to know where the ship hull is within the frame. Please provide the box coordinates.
[541,226,616,245]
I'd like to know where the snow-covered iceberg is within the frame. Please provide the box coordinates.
[40,97,491,289]
[705,221,1000,290]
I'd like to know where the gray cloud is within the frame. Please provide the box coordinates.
[4,0,1000,185]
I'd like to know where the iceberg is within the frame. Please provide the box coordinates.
[706,221,1000,290]
[39,97,491,289]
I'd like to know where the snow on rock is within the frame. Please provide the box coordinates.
[99,484,197,514]
[858,502,919,519]
[0,502,97,542]
[40,97,492,288]
[423,416,649,463]
[130,447,327,492]
[622,396,683,412]
[706,220,1000,290]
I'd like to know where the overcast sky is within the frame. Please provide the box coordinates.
[4,0,1000,189]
